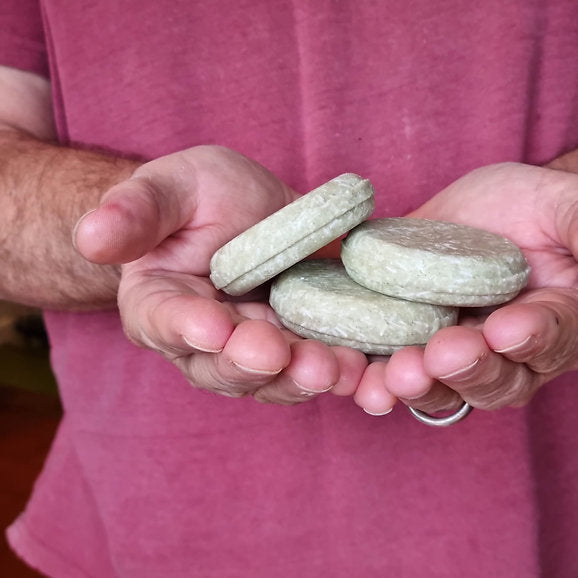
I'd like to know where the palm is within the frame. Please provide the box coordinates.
[113,145,299,352]
[409,162,578,291]
[115,146,295,276]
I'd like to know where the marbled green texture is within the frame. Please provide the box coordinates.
[210,174,375,295]
[270,260,458,354]
[342,218,530,306]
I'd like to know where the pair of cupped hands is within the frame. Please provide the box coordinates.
[74,146,578,417]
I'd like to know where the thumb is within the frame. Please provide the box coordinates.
[546,148,578,173]
[552,171,578,262]
[74,173,194,265]
[545,148,578,261]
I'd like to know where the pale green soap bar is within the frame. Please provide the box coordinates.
[342,218,530,307]
[269,260,459,355]
[210,173,375,296]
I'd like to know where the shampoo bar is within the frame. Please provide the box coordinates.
[210,174,375,296]
[341,218,530,306]
[270,260,458,355]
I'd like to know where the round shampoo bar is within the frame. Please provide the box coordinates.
[341,218,530,306]
[269,260,458,355]
[210,174,375,295]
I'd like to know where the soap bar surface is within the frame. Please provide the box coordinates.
[269,259,458,355]
[341,218,530,306]
[210,174,375,295]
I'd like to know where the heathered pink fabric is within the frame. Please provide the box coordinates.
[2,1,578,576]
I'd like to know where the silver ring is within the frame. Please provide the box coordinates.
[408,401,473,427]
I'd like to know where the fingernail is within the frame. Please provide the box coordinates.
[494,335,535,354]
[438,357,481,381]
[182,335,223,354]
[71,209,97,252]
[402,393,428,401]
[363,407,394,416]
[232,361,282,376]
[294,380,334,395]
[76,208,97,227]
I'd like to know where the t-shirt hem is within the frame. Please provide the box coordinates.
[6,515,92,578]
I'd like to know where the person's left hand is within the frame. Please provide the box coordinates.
[355,160,578,416]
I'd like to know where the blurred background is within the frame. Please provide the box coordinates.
[0,301,60,577]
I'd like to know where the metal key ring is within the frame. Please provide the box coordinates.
[408,401,473,427]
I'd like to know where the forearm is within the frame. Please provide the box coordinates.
[0,129,140,310]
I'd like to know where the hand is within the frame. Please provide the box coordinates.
[74,145,368,404]
[365,161,578,416]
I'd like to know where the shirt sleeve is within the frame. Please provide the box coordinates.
[0,0,49,78]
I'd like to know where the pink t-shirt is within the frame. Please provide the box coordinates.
[2,1,578,576]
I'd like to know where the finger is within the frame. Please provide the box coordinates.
[118,266,338,404]
[74,172,196,265]
[353,361,397,416]
[383,346,433,399]
[176,319,293,399]
[330,346,368,396]
[383,346,462,412]
[119,270,294,391]
[252,340,340,405]
[118,272,234,355]
[483,289,578,375]
[423,326,541,410]
[221,319,292,376]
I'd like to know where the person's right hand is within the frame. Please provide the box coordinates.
[74,145,368,405]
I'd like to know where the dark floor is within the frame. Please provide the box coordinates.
[0,386,61,577]
[0,304,61,577]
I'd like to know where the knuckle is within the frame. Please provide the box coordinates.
[403,387,462,414]
[252,387,300,406]
[464,366,540,410]
[527,291,578,374]
[528,336,578,374]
